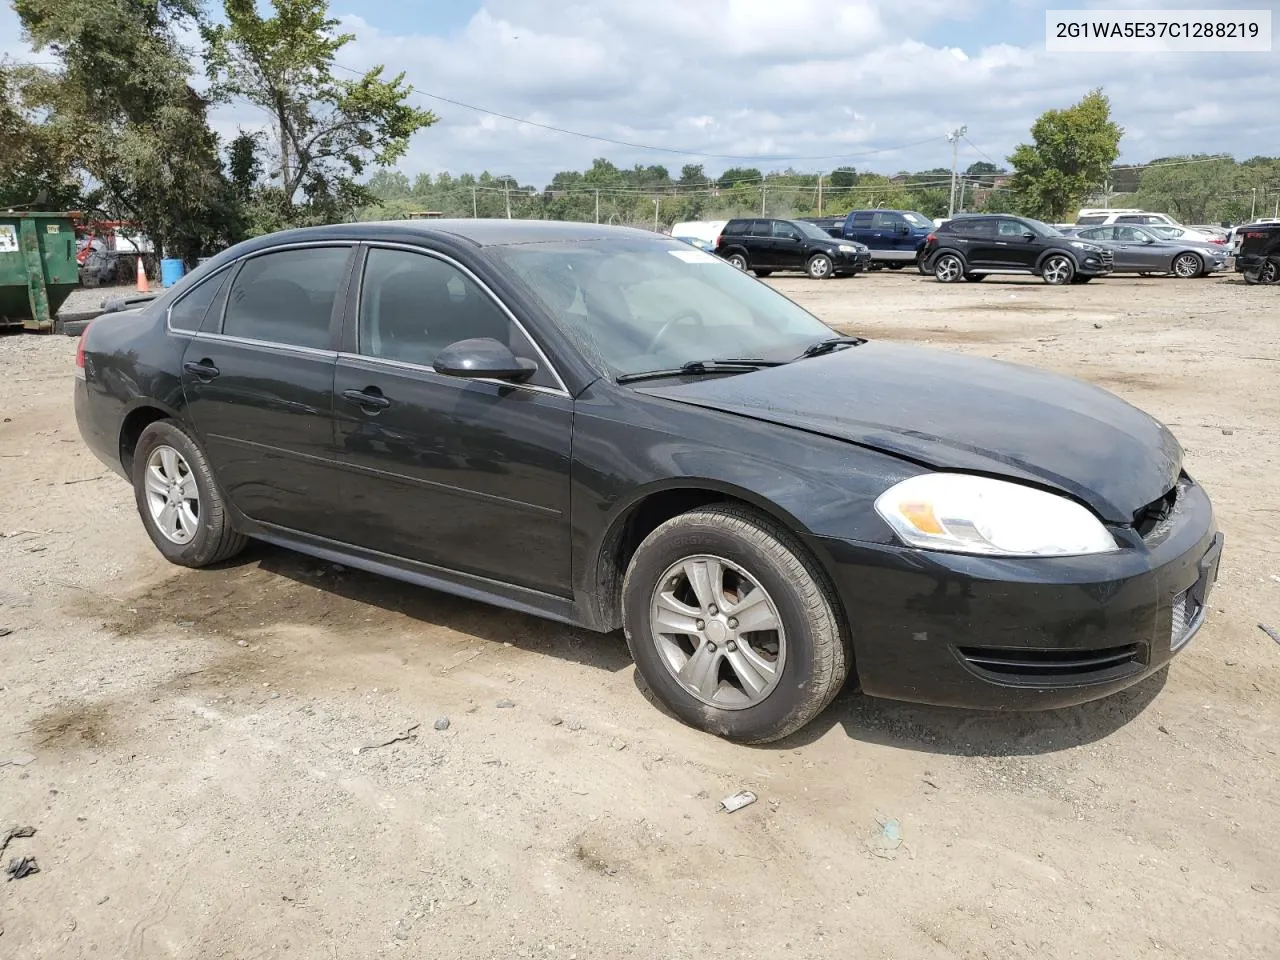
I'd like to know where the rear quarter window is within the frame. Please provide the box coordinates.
[168,269,231,333]
[722,220,749,236]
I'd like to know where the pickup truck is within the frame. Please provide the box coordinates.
[805,210,935,268]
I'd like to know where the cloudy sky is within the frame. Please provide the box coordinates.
[4,0,1277,183]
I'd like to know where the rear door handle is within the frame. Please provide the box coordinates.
[183,359,220,380]
[342,387,391,411]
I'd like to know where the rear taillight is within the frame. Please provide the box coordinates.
[75,324,90,377]
[926,233,937,243]
[1210,238,1225,244]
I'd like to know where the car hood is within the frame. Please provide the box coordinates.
[639,342,1182,524]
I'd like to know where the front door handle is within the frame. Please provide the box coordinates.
[342,387,391,411]
[183,359,220,380]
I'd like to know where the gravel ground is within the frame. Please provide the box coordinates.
[1,270,1278,959]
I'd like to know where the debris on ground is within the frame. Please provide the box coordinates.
[719,790,757,813]
[0,627,12,637]
[433,717,450,731]
[0,755,35,768]
[1258,623,1280,645]
[867,817,907,859]
[0,826,36,859]
[609,737,627,751]
[354,723,421,755]
[495,699,515,709]
[6,856,39,880]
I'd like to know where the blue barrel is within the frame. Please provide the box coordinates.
[160,258,186,287]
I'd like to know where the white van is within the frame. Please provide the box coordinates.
[1076,208,1179,227]
[670,220,728,247]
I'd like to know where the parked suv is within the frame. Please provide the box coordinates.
[838,209,934,267]
[920,215,1114,284]
[1235,221,1280,284]
[716,218,870,279]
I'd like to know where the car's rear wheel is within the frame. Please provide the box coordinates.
[726,252,748,271]
[621,505,848,743]
[1172,252,1203,278]
[1041,254,1075,285]
[132,420,247,568]
[1243,258,1280,285]
[934,253,964,283]
[753,269,773,277]
[962,273,985,282]
[916,257,931,275]
[885,263,904,270]
[806,254,834,279]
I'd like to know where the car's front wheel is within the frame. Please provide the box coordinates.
[933,253,964,283]
[132,420,248,567]
[621,505,849,743]
[806,254,834,279]
[1041,254,1075,285]
[1172,252,1203,278]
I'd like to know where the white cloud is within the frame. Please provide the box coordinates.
[2,0,1276,184]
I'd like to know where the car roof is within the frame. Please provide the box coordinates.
[249,218,657,249]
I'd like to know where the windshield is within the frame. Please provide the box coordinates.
[792,220,836,241]
[902,212,933,228]
[1025,217,1064,238]
[491,238,836,376]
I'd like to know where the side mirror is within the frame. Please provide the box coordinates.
[1023,231,1036,241]
[896,224,911,235]
[1143,237,1155,244]
[433,337,537,382]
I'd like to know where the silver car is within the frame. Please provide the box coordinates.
[1065,224,1227,277]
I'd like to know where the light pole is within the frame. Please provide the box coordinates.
[1250,187,1257,221]
[947,125,967,217]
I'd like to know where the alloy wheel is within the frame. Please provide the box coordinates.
[144,445,200,544]
[1173,253,1201,278]
[808,256,831,278]
[1042,256,1072,285]
[934,255,962,282]
[728,254,748,270]
[648,555,786,709]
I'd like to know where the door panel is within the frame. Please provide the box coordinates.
[771,222,805,269]
[957,220,999,266]
[993,219,1038,268]
[330,245,574,596]
[182,337,344,533]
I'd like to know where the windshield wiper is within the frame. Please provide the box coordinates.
[797,336,867,359]
[616,358,786,384]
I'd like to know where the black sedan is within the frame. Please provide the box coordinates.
[74,220,1222,743]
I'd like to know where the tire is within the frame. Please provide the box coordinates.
[1242,258,1280,285]
[753,269,773,278]
[1040,254,1075,285]
[726,252,748,271]
[132,420,248,568]
[916,258,931,275]
[885,263,904,270]
[962,273,985,282]
[1172,252,1203,278]
[621,504,849,744]
[933,253,964,283]
[806,254,834,279]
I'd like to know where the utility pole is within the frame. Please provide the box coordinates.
[957,178,966,213]
[595,190,600,224]
[947,125,967,218]
[653,197,660,231]
[761,184,767,216]
[471,186,477,218]
[817,174,823,217]
[504,179,512,219]
[1251,187,1257,220]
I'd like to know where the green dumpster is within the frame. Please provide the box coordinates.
[0,211,80,332]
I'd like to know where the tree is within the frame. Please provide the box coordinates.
[15,0,243,259]
[679,164,706,186]
[1007,89,1123,222]
[0,61,83,209]
[718,167,762,188]
[829,167,859,188]
[203,0,437,225]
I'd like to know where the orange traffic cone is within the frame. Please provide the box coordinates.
[136,256,150,294]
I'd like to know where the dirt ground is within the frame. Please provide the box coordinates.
[1,271,1278,959]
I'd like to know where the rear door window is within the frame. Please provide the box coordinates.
[169,270,231,333]
[1080,227,1114,241]
[749,220,773,237]
[850,212,873,228]
[956,219,995,238]
[222,246,352,349]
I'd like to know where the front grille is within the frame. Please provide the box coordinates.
[1170,589,1201,651]
[956,644,1144,686]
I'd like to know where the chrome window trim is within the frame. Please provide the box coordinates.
[191,331,338,360]
[335,351,570,399]
[165,264,235,337]
[358,241,570,395]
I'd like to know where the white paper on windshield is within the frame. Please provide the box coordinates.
[668,249,719,264]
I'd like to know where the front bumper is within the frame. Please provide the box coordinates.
[815,478,1220,710]
[835,249,872,273]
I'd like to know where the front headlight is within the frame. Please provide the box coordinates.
[874,474,1118,557]
[1069,240,1100,252]
[838,244,857,253]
